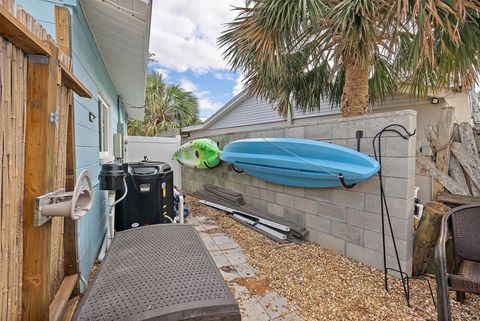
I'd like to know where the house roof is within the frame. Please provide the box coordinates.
[183,90,250,132]
[80,0,152,121]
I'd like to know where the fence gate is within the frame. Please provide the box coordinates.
[0,2,91,320]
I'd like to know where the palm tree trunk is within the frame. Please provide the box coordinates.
[341,57,369,117]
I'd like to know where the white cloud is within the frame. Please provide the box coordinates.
[149,0,243,74]
[233,73,246,96]
[198,98,222,112]
[179,78,223,115]
[179,78,198,92]
[153,68,169,79]
[214,72,235,81]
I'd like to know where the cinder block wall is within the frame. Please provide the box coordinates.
[182,110,417,275]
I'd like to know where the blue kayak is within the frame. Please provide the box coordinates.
[220,138,380,188]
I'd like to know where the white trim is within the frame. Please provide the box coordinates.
[98,95,112,160]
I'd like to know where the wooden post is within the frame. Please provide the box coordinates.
[55,5,78,280]
[22,44,59,320]
[432,107,454,200]
[412,201,451,276]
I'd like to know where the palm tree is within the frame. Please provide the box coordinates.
[219,0,480,117]
[128,73,199,136]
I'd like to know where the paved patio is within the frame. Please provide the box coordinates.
[188,215,303,321]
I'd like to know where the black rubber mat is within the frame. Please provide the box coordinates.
[73,225,240,321]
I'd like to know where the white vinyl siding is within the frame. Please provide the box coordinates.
[210,96,283,130]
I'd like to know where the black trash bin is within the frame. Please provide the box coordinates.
[115,161,174,231]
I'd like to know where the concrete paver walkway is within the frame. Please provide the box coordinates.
[188,215,303,321]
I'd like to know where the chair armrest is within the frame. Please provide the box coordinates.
[435,212,453,321]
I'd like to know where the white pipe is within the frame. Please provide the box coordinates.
[76,219,88,287]
[98,178,128,262]
[415,203,424,218]
[177,194,184,224]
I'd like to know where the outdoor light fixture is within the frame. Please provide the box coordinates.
[89,112,96,122]
[431,97,440,104]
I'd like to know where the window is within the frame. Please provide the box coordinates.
[98,95,111,158]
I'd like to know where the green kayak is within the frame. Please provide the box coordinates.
[173,138,221,169]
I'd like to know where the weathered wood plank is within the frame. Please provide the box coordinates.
[55,5,79,285]
[448,124,470,195]
[60,296,80,321]
[0,5,51,55]
[458,122,480,196]
[59,61,92,98]
[432,107,455,200]
[1,28,27,321]
[416,152,469,196]
[22,42,59,321]
[451,142,480,191]
[449,156,470,195]
[413,202,450,276]
[49,274,78,321]
[438,192,480,206]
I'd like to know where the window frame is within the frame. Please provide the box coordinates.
[98,95,112,161]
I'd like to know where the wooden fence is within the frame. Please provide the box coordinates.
[0,1,91,319]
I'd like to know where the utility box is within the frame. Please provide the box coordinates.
[115,161,174,231]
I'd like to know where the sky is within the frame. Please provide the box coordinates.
[148,0,245,120]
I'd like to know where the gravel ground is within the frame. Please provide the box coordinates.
[189,198,480,321]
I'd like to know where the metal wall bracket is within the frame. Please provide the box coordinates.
[50,111,59,128]
[34,188,65,226]
[28,54,49,64]
[355,130,364,151]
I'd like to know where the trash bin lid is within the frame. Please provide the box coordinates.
[128,161,172,175]
[132,166,158,175]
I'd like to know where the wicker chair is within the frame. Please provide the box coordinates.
[435,204,480,321]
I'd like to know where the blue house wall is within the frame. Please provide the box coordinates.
[16,0,128,288]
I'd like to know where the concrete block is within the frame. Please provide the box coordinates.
[307,229,346,254]
[362,113,413,138]
[331,189,365,210]
[317,201,347,222]
[305,214,330,233]
[252,177,267,189]
[363,230,412,261]
[283,207,306,226]
[294,196,317,214]
[385,177,414,199]
[364,194,414,220]
[346,243,383,270]
[284,126,305,138]
[327,139,347,147]
[346,207,413,241]
[234,183,247,194]
[384,136,416,157]
[330,221,363,246]
[331,119,366,139]
[305,188,331,202]
[349,177,380,194]
[246,186,260,198]
[304,124,332,140]
[259,188,276,202]
[267,182,284,193]
[283,186,305,197]
[239,174,253,185]
[267,202,284,217]
[275,192,295,208]
[245,196,267,211]
[380,157,415,178]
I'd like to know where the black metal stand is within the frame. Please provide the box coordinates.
[373,124,415,306]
